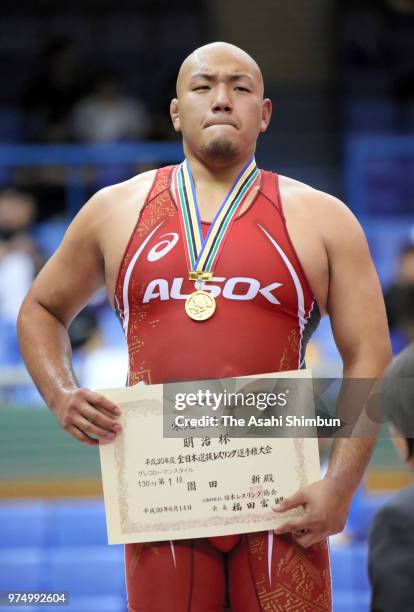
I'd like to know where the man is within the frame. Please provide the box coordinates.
[18,42,391,611]
[384,245,414,341]
[369,296,414,612]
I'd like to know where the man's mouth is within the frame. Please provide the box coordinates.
[204,120,238,129]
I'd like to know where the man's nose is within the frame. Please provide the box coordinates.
[211,84,233,112]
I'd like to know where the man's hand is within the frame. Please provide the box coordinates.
[53,388,123,446]
[271,477,352,548]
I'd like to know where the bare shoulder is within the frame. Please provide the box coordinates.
[101,168,157,202]
[86,169,157,221]
[279,174,353,218]
[278,174,367,247]
[67,169,158,253]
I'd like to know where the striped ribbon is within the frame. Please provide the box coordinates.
[175,156,260,279]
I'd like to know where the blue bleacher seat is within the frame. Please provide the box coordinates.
[330,546,353,591]
[352,545,370,592]
[344,97,395,133]
[0,501,47,547]
[347,491,391,541]
[0,499,118,548]
[333,590,370,612]
[0,319,21,366]
[330,543,369,592]
[33,219,68,259]
[48,500,108,547]
[97,306,125,347]
[364,219,414,287]
[364,157,410,215]
[46,547,125,596]
[0,548,45,592]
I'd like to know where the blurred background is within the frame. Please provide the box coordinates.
[0,0,413,610]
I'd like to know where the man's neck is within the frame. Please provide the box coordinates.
[179,151,258,222]
[184,152,255,191]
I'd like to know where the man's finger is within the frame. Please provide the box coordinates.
[86,390,121,416]
[273,517,308,535]
[292,532,321,549]
[69,425,99,447]
[77,416,118,441]
[81,403,122,433]
[272,490,305,513]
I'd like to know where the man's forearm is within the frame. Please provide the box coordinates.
[325,356,391,497]
[17,298,78,411]
[325,437,377,498]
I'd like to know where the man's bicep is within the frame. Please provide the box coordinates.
[326,208,390,370]
[26,202,106,326]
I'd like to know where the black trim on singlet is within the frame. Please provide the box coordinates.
[300,300,321,368]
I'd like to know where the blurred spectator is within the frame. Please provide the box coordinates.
[17,36,89,214]
[0,189,35,239]
[69,308,100,352]
[394,285,414,343]
[384,244,414,345]
[69,305,128,390]
[71,71,149,143]
[0,189,42,323]
[369,342,414,611]
[22,36,89,142]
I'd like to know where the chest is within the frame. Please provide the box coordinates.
[122,210,324,319]
[103,185,329,315]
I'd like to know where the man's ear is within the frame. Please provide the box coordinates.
[260,98,272,133]
[389,423,411,463]
[170,98,181,133]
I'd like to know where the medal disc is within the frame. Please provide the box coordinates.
[185,290,216,321]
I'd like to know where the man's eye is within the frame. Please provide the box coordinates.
[235,86,250,92]
[194,86,210,91]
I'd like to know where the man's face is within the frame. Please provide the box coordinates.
[399,252,414,284]
[170,45,272,163]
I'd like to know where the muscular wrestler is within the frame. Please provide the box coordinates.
[17,42,391,611]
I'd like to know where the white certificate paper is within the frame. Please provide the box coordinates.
[98,369,320,544]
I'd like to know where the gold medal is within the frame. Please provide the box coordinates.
[185,290,216,321]
[175,157,259,322]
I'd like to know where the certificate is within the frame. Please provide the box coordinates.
[98,369,320,544]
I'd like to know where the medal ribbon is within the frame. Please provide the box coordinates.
[175,156,259,279]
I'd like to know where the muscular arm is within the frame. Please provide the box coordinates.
[17,190,121,446]
[273,192,391,545]
[323,196,391,494]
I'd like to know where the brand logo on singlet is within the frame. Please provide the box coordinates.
[147,233,179,262]
[142,277,283,305]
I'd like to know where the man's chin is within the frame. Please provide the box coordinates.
[200,137,240,162]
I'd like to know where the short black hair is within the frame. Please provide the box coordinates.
[381,344,414,461]
[407,437,414,460]
[399,285,414,326]
[400,243,414,259]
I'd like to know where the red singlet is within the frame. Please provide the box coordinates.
[115,166,320,385]
[114,166,331,611]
